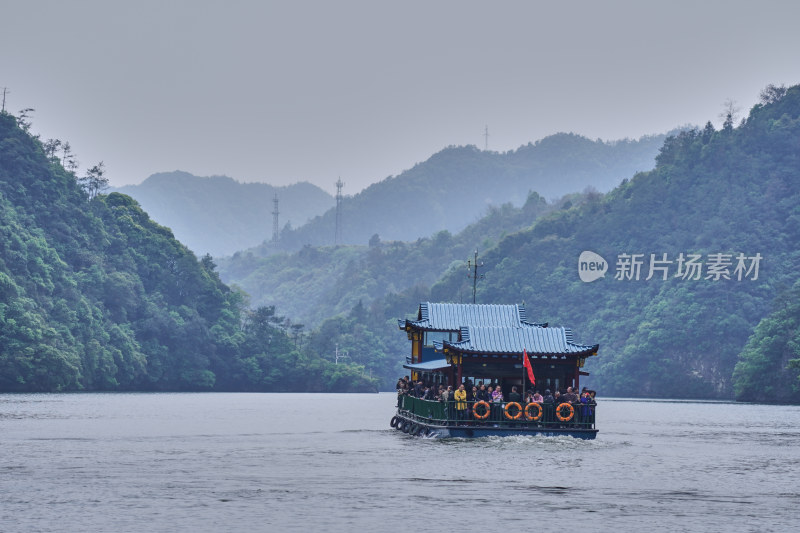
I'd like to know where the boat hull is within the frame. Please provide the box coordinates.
[390,412,598,440]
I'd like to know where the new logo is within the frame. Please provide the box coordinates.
[578,251,607,282]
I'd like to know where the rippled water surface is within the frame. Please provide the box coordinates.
[1,393,799,532]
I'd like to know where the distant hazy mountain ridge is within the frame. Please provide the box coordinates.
[114,172,334,256]
[268,133,668,251]
[119,133,666,259]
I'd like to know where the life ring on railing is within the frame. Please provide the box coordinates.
[556,402,575,422]
[472,400,491,420]
[504,402,523,420]
[524,402,543,421]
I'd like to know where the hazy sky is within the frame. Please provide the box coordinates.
[3,0,799,194]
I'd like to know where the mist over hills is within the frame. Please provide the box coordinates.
[113,172,334,257]
[117,133,667,259]
[264,133,668,252]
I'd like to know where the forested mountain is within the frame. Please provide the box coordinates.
[220,84,800,401]
[218,190,591,325]
[251,133,667,253]
[428,84,800,401]
[0,111,375,392]
[5,84,798,400]
[732,279,800,403]
[113,172,333,257]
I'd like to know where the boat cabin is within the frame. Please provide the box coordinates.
[398,302,598,394]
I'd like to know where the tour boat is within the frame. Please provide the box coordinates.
[391,302,599,439]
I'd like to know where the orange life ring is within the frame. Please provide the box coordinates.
[524,402,543,421]
[556,402,575,422]
[472,400,491,420]
[504,402,523,420]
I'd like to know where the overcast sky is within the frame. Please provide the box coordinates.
[3,0,799,194]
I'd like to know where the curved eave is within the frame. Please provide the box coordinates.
[438,343,600,358]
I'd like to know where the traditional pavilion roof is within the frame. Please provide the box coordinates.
[398,302,546,332]
[434,325,598,357]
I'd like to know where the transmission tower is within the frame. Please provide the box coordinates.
[334,177,344,245]
[1,88,8,113]
[483,125,489,151]
[271,193,280,242]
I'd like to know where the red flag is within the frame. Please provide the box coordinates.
[523,349,535,385]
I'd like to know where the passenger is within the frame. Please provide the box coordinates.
[468,385,477,402]
[524,389,534,404]
[491,386,504,422]
[454,384,468,423]
[423,385,433,400]
[580,390,592,425]
[587,390,597,425]
[476,384,490,402]
[468,386,478,417]
[444,385,454,420]
[491,386,503,402]
[563,386,579,404]
[508,385,522,403]
[542,389,555,424]
[533,390,543,403]
[396,377,405,406]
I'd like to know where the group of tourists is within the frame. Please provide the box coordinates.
[397,376,596,426]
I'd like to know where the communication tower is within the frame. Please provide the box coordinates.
[335,177,344,244]
[271,193,280,242]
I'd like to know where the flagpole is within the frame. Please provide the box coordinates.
[522,352,526,400]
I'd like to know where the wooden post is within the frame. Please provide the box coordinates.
[573,363,580,390]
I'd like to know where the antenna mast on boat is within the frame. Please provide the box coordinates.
[466,250,485,304]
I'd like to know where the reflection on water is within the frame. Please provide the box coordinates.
[1,393,798,532]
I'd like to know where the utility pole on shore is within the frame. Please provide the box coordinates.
[483,125,489,151]
[1,88,8,113]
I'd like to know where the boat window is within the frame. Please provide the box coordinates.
[423,331,456,347]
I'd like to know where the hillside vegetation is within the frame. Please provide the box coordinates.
[216,190,581,324]
[0,111,375,392]
[4,83,798,400]
[221,84,800,401]
[430,84,800,401]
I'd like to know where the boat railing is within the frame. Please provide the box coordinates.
[397,395,596,430]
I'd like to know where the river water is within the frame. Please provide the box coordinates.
[1,393,798,532]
